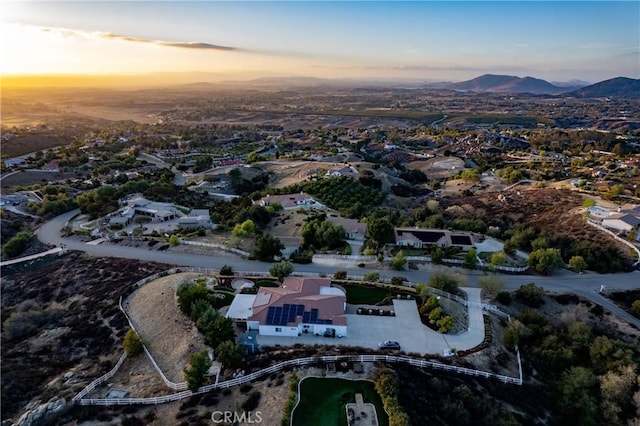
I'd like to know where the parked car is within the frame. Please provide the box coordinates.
[378,340,401,350]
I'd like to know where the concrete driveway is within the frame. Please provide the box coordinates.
[256,288,485,355]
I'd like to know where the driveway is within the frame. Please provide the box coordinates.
[255,288,485,355]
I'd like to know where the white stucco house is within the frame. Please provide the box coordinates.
[226,277,347,338]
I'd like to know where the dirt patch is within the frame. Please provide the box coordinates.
[406,157,465,179]
[123,273,208,383]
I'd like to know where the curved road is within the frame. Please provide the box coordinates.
[37,210,640,328]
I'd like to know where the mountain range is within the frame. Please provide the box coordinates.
[441,74,640,97]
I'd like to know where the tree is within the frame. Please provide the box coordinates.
[582,197,596,208]
[503,320,529,348]
[252,233,284,261]
[490,251,507,266]
[478,276,505,297]
[390,250,407,270]
[201,315,236,349]
[569,255,587,272]
[503,239,517,256]
[232,219,255,237]
[215,341,244,369]
[219,265,234,276]
[528,248,564,275]
[366,217,395,250]
[428,272,466,294]
[630,300,640,318]
[184,350,212,392]
[463,248,478,269]
[168,234,180,246]
[270,260,294,280]
[176,281,209,317]
[557,367,598,426]
[123,329,143,357]
[431,247,444,264]
[515,282,545,307]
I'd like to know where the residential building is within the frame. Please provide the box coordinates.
[326,215,367,241]
[395,228,476,250]
[257,192,324,210]
[226,277,347,337]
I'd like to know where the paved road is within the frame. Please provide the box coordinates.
[37,210,640,328]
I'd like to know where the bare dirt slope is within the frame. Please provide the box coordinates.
[123,272,207,383]
[0,253,168,423]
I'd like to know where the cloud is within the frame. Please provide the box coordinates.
[98,32,236,51]
[39,24,237,51]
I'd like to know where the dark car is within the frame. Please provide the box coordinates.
[378,340,401,350]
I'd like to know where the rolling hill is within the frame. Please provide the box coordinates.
[445,74,574,94]
[566,77,640,98]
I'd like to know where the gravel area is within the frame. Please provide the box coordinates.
[123,272,207,382]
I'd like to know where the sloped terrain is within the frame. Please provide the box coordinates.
[0,253,168,423]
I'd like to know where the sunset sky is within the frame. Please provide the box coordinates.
[1,1,638,83]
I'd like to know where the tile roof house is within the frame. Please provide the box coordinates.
[326,215,367,241]
[226,277,347,337]
[395,228,476,250]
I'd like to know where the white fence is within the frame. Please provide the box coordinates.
[71,353,127,402]
[313,254,377,261]
[73,268,522,406]
[481,303,511,319]
[586,220,640,266]
[426,287,468,306]
[75,353,522,406]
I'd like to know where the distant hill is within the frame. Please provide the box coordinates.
[566,77,640,98]
[445,74,574,94]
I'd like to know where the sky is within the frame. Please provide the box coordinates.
[1,1,639,83]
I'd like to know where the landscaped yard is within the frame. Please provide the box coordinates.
[292,377,388,426]
[340,283,413,305]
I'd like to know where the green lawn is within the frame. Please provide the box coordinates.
[342,283,393,305]
[292,378,388,426]
[209,291,234,309]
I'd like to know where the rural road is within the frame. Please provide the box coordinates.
[37,209,640,328]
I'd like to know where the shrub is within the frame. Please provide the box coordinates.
[363,270,380,282]
[515,283,545,307]
[2,231,31,258]
[428,272,466,294]
[123,329,144,357]
[496,291,512,305]
[334,270,348,280]
[241,391,261,412]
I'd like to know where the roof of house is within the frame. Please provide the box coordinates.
[396,228,446,243]
[450,234,473,246]
[327,216,367,235]
[604,214,640,227]
[226,294,257,320]
[249,277,347,327]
